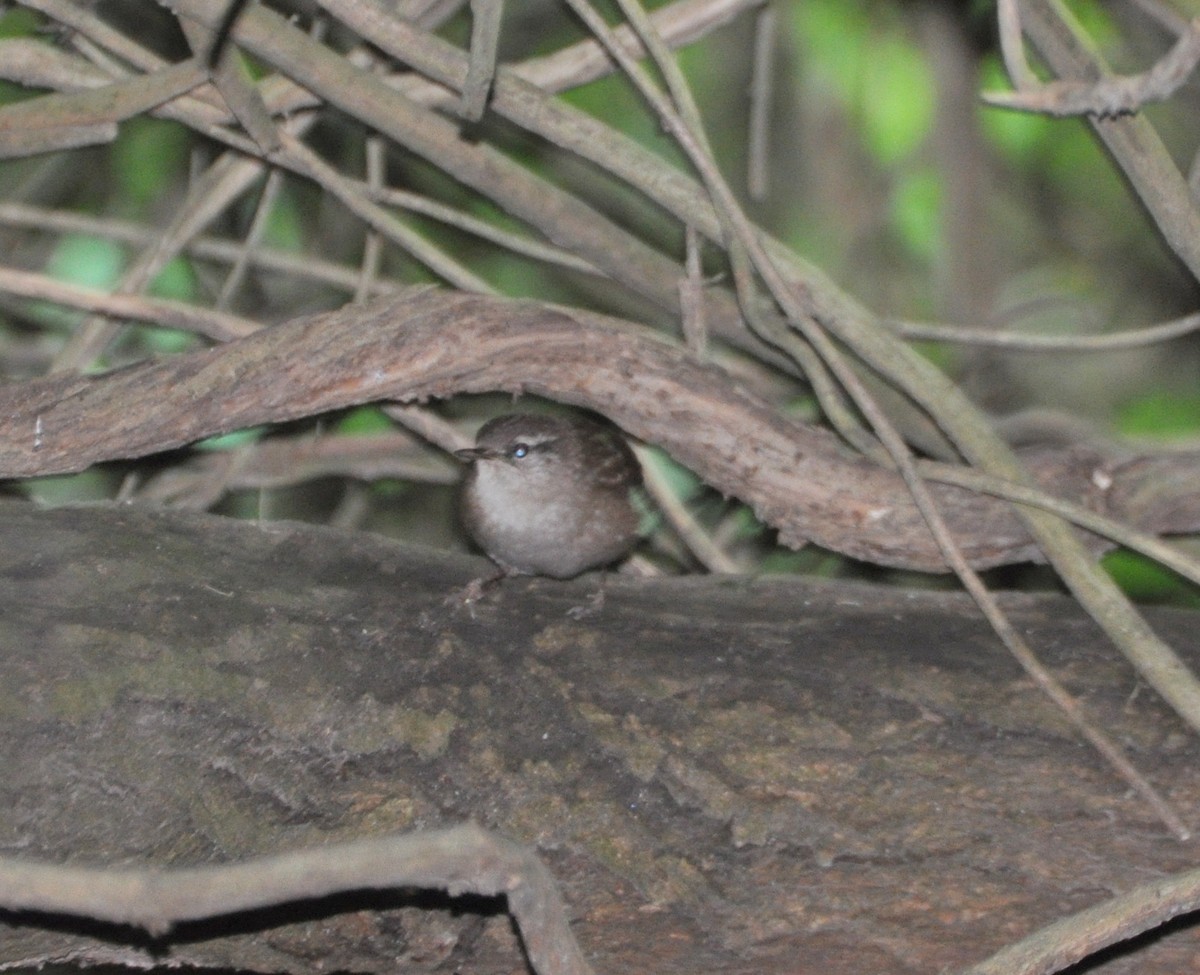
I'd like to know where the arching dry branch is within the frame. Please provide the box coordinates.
[2,289,1198,571]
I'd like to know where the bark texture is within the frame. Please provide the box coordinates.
[1,500,1199,973]
[4,289,1200,571]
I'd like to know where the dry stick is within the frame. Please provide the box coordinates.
[918,460,1200,589]
[372,185,603,275]
[679,224,708,356]
[278,134,495,295]
[1016,0,1200,282]
[524,0,766,96]
[19,0,174,71]
[384,402,473,454]
[461,0,503,121]
[0,824,595,975]
[51,149,279,372]
[215,169,287,310]
[892,309,1200,350]
[633,441,742,573]
[959,863,1200,975]
[0,203,400,298]
[181,17,281,154]
[577,0,1189,838]
[0,266,261,342]
[357,131,388,303]
[987,0,1200,115]
[746,4,775,201]
[138,430,459,502]
[0,59,208,158]
[997,0,1039,88]
[400,0,468,26]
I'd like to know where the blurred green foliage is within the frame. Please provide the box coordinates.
[1117,391,1200,439]
[112,118,190,215]
[335,406,396,436]
[1103,550,1200,608]
[0,6,39,40]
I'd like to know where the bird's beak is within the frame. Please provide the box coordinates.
[455,446,495,462]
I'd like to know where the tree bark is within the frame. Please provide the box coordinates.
[0,499,1198,974]
[3,289,1200,572]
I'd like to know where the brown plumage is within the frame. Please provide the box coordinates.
[455,413,641,579]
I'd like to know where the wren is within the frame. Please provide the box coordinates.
[455,413,642,579]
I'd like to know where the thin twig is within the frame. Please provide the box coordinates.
[278,134,495,295]
[633,441,741,573]
[986,2,1200,116]
[215,169,286,310]
[679,224,708,356]
[461,0,503,120]
[959,863,1200,975]
[0,203,400,297]
[891,309,1200,350]
[746,4,775,201]
[0,265,260,341]
[357,128,388,304]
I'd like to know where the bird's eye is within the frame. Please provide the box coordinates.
[511,443,529,459]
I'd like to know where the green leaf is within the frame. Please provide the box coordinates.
[1102,549,1200,607]
[335,406,394,436]
[978,55,1055,165]
[859,34,935,165]
[112,117,188,211]
[27,470,115,506]
[149,256,197,301]
[788,0,870,101]
[261,186,305,252]
[1116,391,1200,439]
[0,7,40,38]
[789,1,932,166]
[195,427,267,451]
[47,234,124,290]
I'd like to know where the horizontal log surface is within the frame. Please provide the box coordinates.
[0,500,1198,973]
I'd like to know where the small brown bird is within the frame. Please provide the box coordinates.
[455,413,642,579]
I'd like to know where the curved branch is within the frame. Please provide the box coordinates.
[961,864,1200,975]
[0,824,593,975]
[1,289,1196,573]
